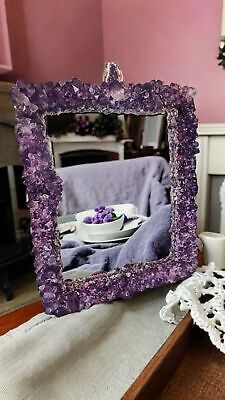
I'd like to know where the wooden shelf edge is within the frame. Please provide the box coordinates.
[0,300,43,335]
[122,314,193,400]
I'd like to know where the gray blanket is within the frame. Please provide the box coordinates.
[61,205,171,275]
[57,156,170,217]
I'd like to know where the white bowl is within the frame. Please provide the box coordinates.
[81,214,124,236]
[76,203,138,223]
[79,217,143,243]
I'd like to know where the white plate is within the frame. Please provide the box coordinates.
[76,217,145,243]
[58,208,148,243]
[77,232,131,243]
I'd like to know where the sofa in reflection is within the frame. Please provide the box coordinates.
[57,156,171,277]
[57,155,170,218]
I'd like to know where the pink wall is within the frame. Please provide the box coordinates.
[102,0,225,123]
[3,0,225,122]
[0,0,12,74]
[3,0,103,83]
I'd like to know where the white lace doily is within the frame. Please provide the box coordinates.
[160,266,225,353]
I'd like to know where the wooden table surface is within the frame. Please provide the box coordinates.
[0,300,43,335]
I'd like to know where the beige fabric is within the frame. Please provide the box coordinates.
[0,287,174,400]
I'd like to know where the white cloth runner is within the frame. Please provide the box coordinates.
[160,266,225,354]
[0,288,174,400]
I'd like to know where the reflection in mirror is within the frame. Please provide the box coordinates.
[46,113,171,279]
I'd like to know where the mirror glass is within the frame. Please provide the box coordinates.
[46,113,171,279]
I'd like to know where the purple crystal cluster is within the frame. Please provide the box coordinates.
[11,63,199,317]
[83,205,120,224]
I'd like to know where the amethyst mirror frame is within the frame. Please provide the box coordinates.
[11,65,199,317]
